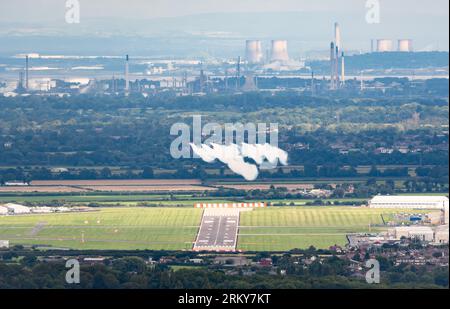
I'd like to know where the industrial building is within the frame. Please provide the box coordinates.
[390,226,435,242]
[444,205,449,225]
[389,225,449,244]
[434,225,449,244]
[368,195,449,210]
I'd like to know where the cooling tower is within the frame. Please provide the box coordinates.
[270,40,289,62]
[245,40,263,64]
[377,39,393,52]
[398,39,413,52]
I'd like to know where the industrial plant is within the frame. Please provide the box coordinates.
[0,21,443,100]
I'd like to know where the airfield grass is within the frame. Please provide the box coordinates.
[0,206,439,251]
[0,208,202,250]
[237,207,435,251]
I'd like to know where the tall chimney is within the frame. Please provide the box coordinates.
[335,45,340,87]
[125,54,130,94]
[330,42,335,90]
[334,23,341,51]
[236,56,241,90]
[25,55,29,90]
[341,52,345,87]
[18,71,24,90]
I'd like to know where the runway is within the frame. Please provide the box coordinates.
[193,208,241,251]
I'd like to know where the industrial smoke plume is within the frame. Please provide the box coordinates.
[190,143,288,181]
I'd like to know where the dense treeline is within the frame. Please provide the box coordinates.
[0,255,447,289]
[0,165,448,185]
[0,93,447,174]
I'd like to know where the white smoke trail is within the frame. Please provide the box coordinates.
[241,143,288,166]
[190,142,288,181]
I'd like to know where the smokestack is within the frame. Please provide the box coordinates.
[371,39,374,53]
[242,73,258,92]
[18,71,24,90]
[25,55,29,90]
[245,40,263,64]
[334,22,341,51]
[224,70,228,90]
[330,42,335,90]
[398,39,413,52]
[200,68,205,93]
[341,52,345,87]
[236,56,241,90]
[270,40,289,62]
[376,39,393,52]
[125,54,130,93]
[360,71,365,91]
[335,45,340,87]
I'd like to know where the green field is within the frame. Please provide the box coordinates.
[0,208,202,250]
[0,206,439,251]
[237,207,435,251]
[0,193,367,207]
[0,194,203,204]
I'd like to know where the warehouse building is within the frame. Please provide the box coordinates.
[369,195,449,210]
[444,205,449,225]
[390,226,435,242]
[434,225,449,244]
[388,225,449,244]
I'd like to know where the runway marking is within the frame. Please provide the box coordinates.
[193,208,244,252]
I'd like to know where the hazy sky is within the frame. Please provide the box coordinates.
[0,0,448,54]
[0,0,448,22]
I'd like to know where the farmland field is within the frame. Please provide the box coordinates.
[31,179,203,186]
[0,206,440,251]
